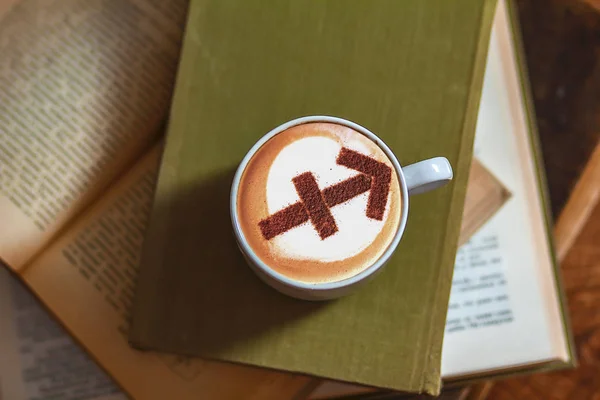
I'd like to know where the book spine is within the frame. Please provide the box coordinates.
[421,0,499,395]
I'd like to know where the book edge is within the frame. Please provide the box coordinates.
[420,0,499,395]
[443,357,574,389]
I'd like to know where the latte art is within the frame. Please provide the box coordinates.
[259,147,392,241]
[236,122,402,284]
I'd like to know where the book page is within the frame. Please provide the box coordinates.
[445,231,513,334]
[0,266,125,400]
[0,0,187,270]
[19,144,312,400]
[441,0,569,378]
[0,0,18,19]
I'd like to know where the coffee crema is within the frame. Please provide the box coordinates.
[236,122,402,284]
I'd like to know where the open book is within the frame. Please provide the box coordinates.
[0,1,569,400]
[0,1,312,399]
[0,267,125,400]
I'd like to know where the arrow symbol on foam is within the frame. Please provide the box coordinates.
[259,147,393,241]
[336,147,392,221]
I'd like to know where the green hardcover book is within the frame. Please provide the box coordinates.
[129,0,497,395]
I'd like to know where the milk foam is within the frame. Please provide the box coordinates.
[266,135,391,262]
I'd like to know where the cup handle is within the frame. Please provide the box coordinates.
[403,157,453,196]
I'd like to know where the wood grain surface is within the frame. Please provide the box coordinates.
[554,145,600,261]
[514,0,600,219]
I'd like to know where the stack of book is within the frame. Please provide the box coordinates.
[0,0,575,399]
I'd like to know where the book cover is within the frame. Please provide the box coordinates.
[129,0,497,395]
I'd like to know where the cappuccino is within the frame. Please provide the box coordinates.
[236,122,402,284]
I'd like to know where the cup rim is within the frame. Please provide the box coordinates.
[230,115,409,292]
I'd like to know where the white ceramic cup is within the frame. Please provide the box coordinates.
[230,116,453,301]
